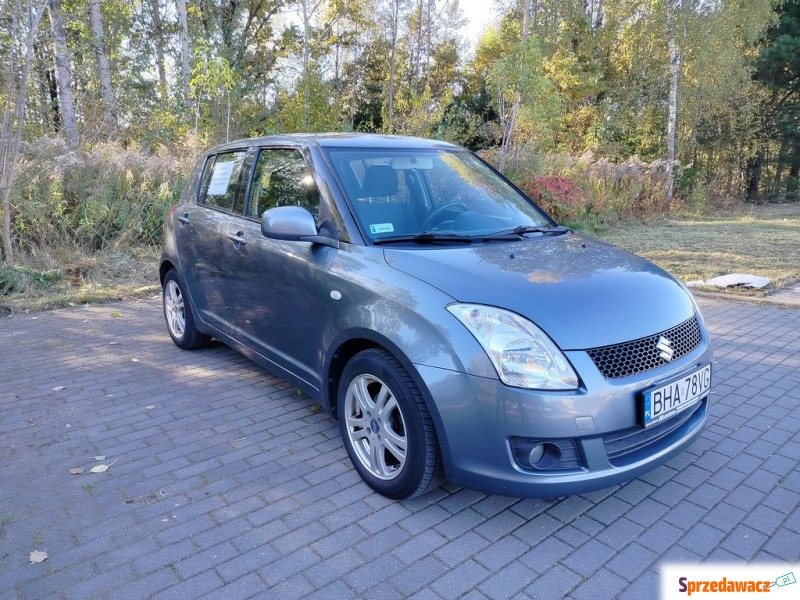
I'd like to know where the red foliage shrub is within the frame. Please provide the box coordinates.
[521,174,592,223]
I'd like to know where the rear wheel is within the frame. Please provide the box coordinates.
[338,348,443,499]
[162,269,211,350]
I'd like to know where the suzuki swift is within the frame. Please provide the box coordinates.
[160,134,712,499]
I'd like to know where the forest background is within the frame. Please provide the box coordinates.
[0,0,798,300]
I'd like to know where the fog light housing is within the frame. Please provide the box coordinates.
[510,438,582,472]
[528,443,561,469]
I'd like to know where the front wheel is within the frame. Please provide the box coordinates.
[338,348,443,499]
[162,269,211,350]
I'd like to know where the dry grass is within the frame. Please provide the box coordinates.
[0,246,160,315]
[2,204,798,315]
[592,204,800,297]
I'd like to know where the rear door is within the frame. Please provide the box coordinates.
[176,148,253,333]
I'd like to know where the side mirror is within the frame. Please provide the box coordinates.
[260,206,339,248]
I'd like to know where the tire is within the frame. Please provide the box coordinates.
[338,348,443,499]
[162,269,211,350]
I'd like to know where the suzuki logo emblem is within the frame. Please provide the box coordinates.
[656,336,675,362]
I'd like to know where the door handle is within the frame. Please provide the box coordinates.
[227,231,247,246]
[177,213,190,224]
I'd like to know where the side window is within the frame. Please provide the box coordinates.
[199,151,248,214]
[248,149,321,221]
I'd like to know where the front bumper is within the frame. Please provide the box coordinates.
[415,341,712,498]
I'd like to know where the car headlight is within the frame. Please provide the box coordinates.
[447,303,579,390]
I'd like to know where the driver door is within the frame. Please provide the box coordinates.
[226,147,337,389]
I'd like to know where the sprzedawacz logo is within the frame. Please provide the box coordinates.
[661,565,797,599]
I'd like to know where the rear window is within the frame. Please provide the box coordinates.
[198,151,249,214]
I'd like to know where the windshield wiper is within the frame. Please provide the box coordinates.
[373,231,476,245]
[373,226,567,245]
[483,224,571,238]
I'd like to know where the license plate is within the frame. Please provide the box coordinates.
[643,365,711,428]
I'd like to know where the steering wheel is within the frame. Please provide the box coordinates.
[421,201,468,230]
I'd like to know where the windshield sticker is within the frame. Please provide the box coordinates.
[208,161,236,195]
[370,223,395,234]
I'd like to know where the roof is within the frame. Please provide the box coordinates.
[204,133,461,155]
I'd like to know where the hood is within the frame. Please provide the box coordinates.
[383,233,696,350]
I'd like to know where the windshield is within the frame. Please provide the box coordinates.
[324,148,554,243]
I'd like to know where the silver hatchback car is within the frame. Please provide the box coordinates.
[160,134,712,499]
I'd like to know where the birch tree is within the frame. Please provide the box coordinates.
[88,0,117,134]
[665,0,681,201]
[387,0,403,129]
[46,0,78,147]
[149,0,168,98]
[177,0,191,115]
[1,0,47,262]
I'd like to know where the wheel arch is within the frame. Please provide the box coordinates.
[159,260,176,286]
[323,330,441,428]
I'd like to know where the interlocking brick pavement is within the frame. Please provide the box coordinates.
[1,296,798,599]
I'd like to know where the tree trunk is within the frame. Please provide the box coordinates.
[425,0,432,87]
[413,0,422,93]
[47,0,78,147]
[388,0,400,130]
[35,42,61,131]
[88,0,117,135]
[665,0,681,202]
[498,98,519,174]
[788,153,800,199]
[746,149,764,203]
[1,1,47,263]
[772,138,786,193]
[301,0,310,130]
[522,0,530,41]
[149,0,168,99]
[177,0,192,116]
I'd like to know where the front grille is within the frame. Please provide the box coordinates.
[587,315,702,379]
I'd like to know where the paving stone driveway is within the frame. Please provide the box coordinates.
[1,296,799,600]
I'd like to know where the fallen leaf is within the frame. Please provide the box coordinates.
[309,403,323,413]
[52,386,66,392]
[29,551,47,564]
[94,455,106,461]
[69,467,84,475]
[111,311,121,318]
[90,464,109,473]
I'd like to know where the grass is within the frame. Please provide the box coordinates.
[1,203,798,315]
[0,246,160,316]
[590,203,800,297]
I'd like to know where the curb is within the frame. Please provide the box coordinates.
[691,289,800,309]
